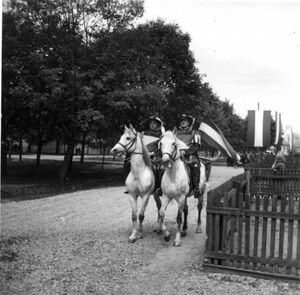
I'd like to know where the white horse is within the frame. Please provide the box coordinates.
[111,125,160,243]
[157,131,190,247]
[158,130,217,246]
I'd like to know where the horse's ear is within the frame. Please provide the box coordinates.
[173,127,177,135]
[129,124,136,133]
[124,125,129,131]
[161,126,166,135]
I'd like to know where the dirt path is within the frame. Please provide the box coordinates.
[1,166,299,295]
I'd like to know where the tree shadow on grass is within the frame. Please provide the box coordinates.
[1,159,125,202]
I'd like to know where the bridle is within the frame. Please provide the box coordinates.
[116,130,143,156]
[159,137,180,163]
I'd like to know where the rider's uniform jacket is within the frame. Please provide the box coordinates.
[142,128,162,155]
[176,123,201,157]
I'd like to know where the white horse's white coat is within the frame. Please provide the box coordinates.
[159,131,211,246]
[159,131,191,246]
[111,125,155,242]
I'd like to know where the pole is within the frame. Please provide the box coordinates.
[101,146,105,169]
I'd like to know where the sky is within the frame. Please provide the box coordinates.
[141,0,300,133]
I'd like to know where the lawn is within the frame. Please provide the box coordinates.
[1,156,125,202]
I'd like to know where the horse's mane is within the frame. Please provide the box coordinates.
[164,131,184,147]
[138,132,152,168]
[164,130,176,139]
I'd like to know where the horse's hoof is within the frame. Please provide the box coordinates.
[164,235,171,242]
[128,238,137,243]
[173,241,181,247]
[181,231,187,237]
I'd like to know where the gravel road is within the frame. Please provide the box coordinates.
[1,166,299,294]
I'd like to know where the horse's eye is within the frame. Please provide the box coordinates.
[126,137,131,140]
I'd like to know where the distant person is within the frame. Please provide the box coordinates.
[240,151,248,166]
[272,146,286,171]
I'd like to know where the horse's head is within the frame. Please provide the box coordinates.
[111,124,138,156]
[159,131,178,168]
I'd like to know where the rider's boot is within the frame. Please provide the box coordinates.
[191,163,201,198]
[152,166,163,196]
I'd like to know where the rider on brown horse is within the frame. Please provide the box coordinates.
[175,114,202,198]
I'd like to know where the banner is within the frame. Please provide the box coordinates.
[283,125,294,152]
[274,111,282,146]
[199,119,238,161]
[247,110,271,147]
[143,135,160,151]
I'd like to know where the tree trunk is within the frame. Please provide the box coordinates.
[101,146,106,169]
[36,135,43,168]
[59,140,75,184]
[68,152,74,173]
[8,140,12,161]
[80,133,86,163]
[1,119,7,177]
[55,140,60,154]
[18,135,23,162]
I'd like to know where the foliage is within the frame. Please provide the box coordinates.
[2,0,248,179]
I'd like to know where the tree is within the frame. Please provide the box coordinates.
[2,1,248,179]
[2,0,144,182]
[91,19,203,130]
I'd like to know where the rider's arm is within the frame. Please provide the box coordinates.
[177,141,188,160]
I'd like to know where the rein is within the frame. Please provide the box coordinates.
[117,131,143,156]
[161,140,180,163]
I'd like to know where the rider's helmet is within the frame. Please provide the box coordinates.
[177,114,194,127]
[145,116,163,131]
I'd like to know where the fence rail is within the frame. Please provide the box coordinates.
[204,172,300,280]
[245,168,300,196]
[245,154,300,170]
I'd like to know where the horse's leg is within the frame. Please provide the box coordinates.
[159,195,171,242]
[153,190,162,234]
[181,197,188,237]
[196,193,203,233]
[137,193,151,239]
[205,162,212,181]
[174,195,186,247]
[128,194,138,242]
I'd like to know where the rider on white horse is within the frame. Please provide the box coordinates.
[142,116,165,195]
[124,116,164,194]
[175,114,202,199]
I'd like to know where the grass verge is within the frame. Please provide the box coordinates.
[1,158,125,202]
